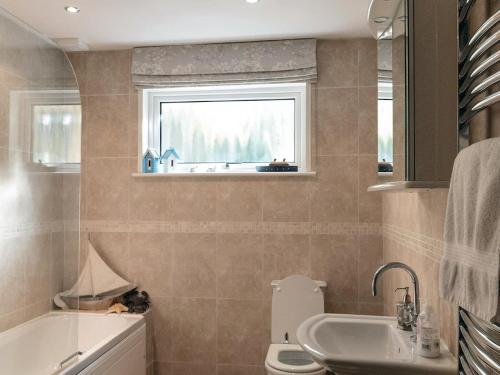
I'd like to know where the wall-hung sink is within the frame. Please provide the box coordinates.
[296,314,457,375]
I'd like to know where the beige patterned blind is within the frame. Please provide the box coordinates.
[131,39,317,87]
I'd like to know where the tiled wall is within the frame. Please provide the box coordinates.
[382,190,459,355]
[69,38,385,374]
[0,12,80,332]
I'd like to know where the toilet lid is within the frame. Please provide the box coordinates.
[271,275,324,344]
[266,344,323,373]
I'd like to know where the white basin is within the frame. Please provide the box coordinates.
[296,314,457,375]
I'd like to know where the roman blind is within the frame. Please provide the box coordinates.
[131,39,317,87]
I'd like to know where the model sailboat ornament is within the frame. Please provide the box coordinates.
[54,240,136,310]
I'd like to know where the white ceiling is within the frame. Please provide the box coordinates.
[0,0,373,50]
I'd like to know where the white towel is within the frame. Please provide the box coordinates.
[439,137,500,322]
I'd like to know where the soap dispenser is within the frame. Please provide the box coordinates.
[416,304,441,358]
[394,287,414,331]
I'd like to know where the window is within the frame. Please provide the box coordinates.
[377,81,393,171]
[32,104,81,164]
[10,90,81,170]
[142,83,310,173]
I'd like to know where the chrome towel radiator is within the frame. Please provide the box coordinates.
[458,0,500,373]
[458,0,500,148]
[459,308,500,374]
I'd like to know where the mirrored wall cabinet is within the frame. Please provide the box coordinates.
[367,0,458,191]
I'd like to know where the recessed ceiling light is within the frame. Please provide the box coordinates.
[246,0,260,3]
[373,16,389,23]
[64,6,80,14]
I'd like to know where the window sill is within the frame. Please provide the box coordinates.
[132,171,317,178]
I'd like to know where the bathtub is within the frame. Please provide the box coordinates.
[0,311,146,375]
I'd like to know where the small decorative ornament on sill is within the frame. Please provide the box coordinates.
[142,148,160,173]
[256,159,298,172]
[159,147,180,173]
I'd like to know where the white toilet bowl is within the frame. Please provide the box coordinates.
[264,275,327,375]
[265,344,325,375]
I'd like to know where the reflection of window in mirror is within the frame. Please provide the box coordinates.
[378,82,393,173]
[32,104,81,164]
[377,39,394,176]
[10,90,81,171]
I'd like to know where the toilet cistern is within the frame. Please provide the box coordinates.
[372,262,420,334]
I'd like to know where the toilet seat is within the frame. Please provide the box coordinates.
[265,344,325,374]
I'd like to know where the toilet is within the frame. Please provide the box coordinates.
[265,275,327,375]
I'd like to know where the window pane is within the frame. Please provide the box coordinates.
[32,104,81,164]
[378,99,393,164]
[160,99,295,163]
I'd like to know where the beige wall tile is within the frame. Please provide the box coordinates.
[62,174,81,221]
[129,177,169,221]
[67,52,87,95]
[86,95,131,158]
[216,180,262,222]
[64,230,80,289]
[262,234,310,285]
[166,181,217,222]
[358,155,382,223]
[50,232,65,298]
[152,297,173,363]
[217,299,270,365]
[30,174,63,222]
[154,362,171,375]
[325,300,359,314]
[171,362,216,375]
[0,238,26,316]
[316,88,358,156]
[358,235,383,301]
[310,156,358,222]
[311,235,358,301]
[129,233,172,297]
[216,234,264,299]
[86,158,129,220]
[317,40,358,88]
[358,302,384,316]
[171,298,217,363]
[357,39,378,87]
[85,50,131,95]
[25,234,51,304]
[216,365,265,375]
[358,87,378,155]
[262,180,310,222]
[171,234,216,298]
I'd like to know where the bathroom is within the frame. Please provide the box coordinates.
[0,0,498,374]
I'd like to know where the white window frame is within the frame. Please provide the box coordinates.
[10,89,81,172]
[139,83,311,173]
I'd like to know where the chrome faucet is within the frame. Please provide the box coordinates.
[372,262,420,335]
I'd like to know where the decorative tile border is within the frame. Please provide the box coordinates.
[82,220,383,236]
[383,224,444,262]
[0,221,66,239]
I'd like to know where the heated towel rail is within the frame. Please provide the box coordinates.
[458,0,499,371]
[459,308,500,374]
[458,0,500,149]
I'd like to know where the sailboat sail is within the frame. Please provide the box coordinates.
[54,241,133,309]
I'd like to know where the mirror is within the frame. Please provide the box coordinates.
[368,0,407,179]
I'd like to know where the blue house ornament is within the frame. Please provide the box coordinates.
[142,148,160,173]
[159,148,181,172]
